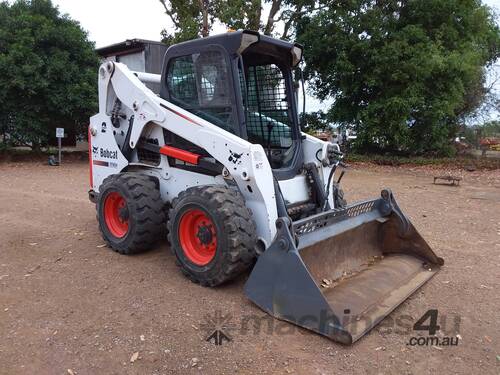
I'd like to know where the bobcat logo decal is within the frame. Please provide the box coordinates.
[228,150,243,165]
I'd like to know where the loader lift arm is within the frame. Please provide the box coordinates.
[92,60,279,245]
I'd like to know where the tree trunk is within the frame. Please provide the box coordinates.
[264,0,282,35]
[199,0,209,37]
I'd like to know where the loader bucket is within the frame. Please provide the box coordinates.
[244,189,443,344]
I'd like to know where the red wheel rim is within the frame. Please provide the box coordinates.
[178,209,217,266]
[104,192,129,238]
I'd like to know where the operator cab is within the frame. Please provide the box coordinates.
[159,30,304,179]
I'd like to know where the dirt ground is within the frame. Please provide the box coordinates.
[0,161,499,375]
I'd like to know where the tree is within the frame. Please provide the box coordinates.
[0,0,99,150]
[460,119,500,148]
[478,119,500,137]
[297,0,500,155]
[158,0,316,43]
[460,62,500,126]
[300,111,331,133]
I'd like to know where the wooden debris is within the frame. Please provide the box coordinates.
[433,175,462,186]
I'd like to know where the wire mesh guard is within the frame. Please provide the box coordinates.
[293,199,378,236]
[137,147,160,166]
[244,64,292,149]
[137,138,161,166]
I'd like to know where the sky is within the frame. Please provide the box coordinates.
[51,0,500,48]
[51,0,499,116]
[52,0,170,49]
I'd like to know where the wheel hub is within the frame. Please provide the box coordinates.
[119,206,129,221]
[178,209,217,266]
[196,225,213,245]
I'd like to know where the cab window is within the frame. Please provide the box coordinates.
[167,51,237,134]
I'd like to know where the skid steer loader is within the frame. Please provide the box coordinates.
[88,30,443,344]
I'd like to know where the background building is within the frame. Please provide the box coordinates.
[96,39,168,93]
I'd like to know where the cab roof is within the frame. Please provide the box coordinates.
[165,30,303,67]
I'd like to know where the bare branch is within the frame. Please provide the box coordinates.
[159,0,179,28]
[282,5,302,40]
[264,0,282,35]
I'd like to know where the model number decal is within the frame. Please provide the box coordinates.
[93,160,118,168]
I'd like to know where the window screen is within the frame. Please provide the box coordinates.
[244,64,293,149]
[166,51,236,133]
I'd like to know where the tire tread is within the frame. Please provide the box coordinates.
[97,173,165,254]
[167,185,257,287]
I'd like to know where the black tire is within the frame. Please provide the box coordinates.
[97,173,165,254]
[167,185,257,287]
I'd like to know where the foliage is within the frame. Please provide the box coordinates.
[158,0,316,43]
[158,0,214,44]
[345,152,500,169]
[0,0,99,149]
[300,111,331,133]
[478,119,500,137]
[461,119,500,145]
[297,0,500,156]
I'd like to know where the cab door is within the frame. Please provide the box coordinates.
[160,45,241,137]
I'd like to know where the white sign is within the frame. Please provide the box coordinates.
[56,128,65,138]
